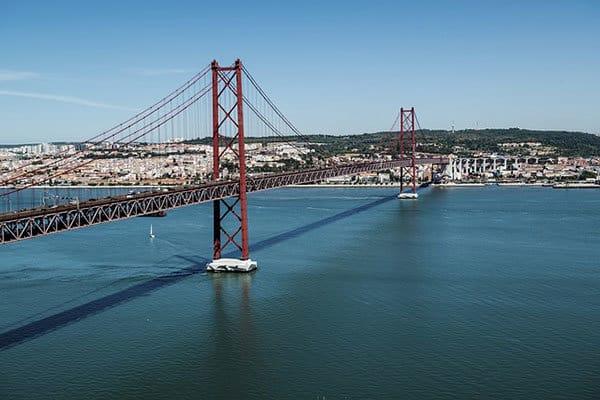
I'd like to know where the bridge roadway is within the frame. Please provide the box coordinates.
[0,157,447,244]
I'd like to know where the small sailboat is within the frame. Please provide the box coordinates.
[149,224,155,239]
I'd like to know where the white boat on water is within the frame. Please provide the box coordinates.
[149,224,155,239]
[398,192,419,199]
[206,258,257,272]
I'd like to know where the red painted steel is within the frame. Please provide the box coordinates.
[211,60,222,258]
[234,60,250,260]
[410,107,417,194]
[0,157,448,245]
[400,107,405,192]
[400,107,405,163]
[0,60,447,248]
[211,59,250,260]
[398,107,417,194]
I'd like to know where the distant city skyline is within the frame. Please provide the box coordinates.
[1,0,599,144]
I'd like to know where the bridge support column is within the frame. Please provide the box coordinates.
[398,107,418,199]
[207,59,256,273]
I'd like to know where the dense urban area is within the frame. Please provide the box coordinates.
[2,128,600,187]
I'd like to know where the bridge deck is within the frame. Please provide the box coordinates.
[0,158,446,244]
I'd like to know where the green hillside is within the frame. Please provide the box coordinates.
[225,128,600,158]
[5,128,595,158]
[415,128,600,157]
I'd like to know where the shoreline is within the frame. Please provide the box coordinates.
[286,183,402,188]
[0,183,407,189]
[2,182,598,190]
[551,183,600,189]
[0,185,167,190]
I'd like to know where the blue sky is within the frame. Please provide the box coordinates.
[0,0,599,143]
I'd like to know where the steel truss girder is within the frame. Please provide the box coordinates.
[0,157,447,245]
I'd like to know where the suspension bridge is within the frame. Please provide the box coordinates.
[0,59,448,269]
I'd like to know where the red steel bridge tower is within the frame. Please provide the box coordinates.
[0,59,448,251]
[398,107,418,199]
[208,59,256,272]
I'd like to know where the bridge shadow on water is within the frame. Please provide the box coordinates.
[0,194,396,351]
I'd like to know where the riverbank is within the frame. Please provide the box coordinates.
[552,183,600,189]
[3,181,599,190]
[286,183,402,188]
[0,185,163,189]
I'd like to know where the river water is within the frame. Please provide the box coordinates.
[1,186,599,399]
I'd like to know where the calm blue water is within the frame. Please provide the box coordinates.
[1,186,599,399]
